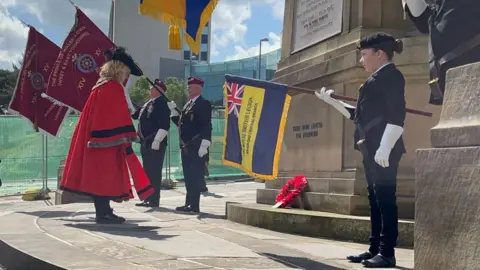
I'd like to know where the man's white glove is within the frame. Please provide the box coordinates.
[151,129,168,150]
[168,101,179,117]
[403,0,428,17]
[314,87,354,119]
[198,139,210,158]
[374,124,404,168]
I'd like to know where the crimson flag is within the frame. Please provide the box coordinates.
[9,26,69,137]
[43,7,115,112]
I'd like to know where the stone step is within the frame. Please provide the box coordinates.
[226,202,414,248]
[266,177,356,195]
[266,176,414,197]
[257,188,415,219]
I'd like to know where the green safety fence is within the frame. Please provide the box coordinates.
[0,115,246,196]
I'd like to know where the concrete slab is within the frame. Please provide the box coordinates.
[0,182,413,269]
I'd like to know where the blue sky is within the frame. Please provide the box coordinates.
[0,0,284,69]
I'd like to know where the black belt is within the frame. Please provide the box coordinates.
[356,116,384,158]
[357,116,384,135]
[428,31,480,100]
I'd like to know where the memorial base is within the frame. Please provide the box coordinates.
[54,190,92,205]
[415,62,480,269]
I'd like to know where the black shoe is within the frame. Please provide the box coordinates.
[95,213,126,224]
[136,201,159,208]
[362,254,396,268]
[175,205,192,212]
[135,201,150,207]
[202,186,208,192]
[347,251,376,263]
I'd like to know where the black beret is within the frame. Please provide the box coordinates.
[356,32,396,51]
[104,47,143,76]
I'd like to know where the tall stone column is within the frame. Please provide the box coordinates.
[256,0,442,219]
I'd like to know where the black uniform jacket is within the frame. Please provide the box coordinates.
[132,96,171,147]
[406,0,480,105]
[172,95,212,155]
[348,64,407,156]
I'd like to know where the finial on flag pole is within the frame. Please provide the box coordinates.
[66,0,77,7]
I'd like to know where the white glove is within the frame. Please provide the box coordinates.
[168,101,179,117]
[374,124,404,168]
[151,129,168,150]
[314,87,354,119]
[198,139,210,158]
[403,0,428,17]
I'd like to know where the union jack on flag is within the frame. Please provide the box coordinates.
[226,82,244,117]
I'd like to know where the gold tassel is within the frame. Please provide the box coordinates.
[168,25,182,50]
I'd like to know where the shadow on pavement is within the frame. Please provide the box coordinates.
[202,191,224,198]
[196,212,225,220]
[143,206,225,220]
[16,210,95,219]
[64,223,178,241]
[261,252,344,270]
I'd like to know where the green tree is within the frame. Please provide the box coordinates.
[164,77,188,109]
[0,64,21,113]
[129,76,188,110]
[129,76,150,106]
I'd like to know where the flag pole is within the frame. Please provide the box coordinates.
[288,85,433,117]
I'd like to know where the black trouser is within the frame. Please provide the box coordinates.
[181,147,205,211]
[93,196,111,217]
[362,150,402,258]
[140,142,167,205]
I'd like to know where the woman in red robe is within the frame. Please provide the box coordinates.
[59,47,153,224]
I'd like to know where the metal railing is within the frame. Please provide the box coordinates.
[0,115,244,196]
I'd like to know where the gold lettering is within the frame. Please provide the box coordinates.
[78,77,86,89]
[43,63,50,73]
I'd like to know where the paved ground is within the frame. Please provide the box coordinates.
[0,182,413,269]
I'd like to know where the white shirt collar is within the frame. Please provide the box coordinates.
[189,95,200,103]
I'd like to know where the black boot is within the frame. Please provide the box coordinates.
[362,254,396,268]
[95,209,125,224]
[347,251,376,263]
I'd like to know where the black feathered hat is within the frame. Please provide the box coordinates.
[104,47,143,76]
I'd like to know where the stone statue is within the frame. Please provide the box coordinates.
[403,0,480,105]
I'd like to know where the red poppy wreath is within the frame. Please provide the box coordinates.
[273,175,308,208]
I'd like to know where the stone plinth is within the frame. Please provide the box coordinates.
[254,0,442,221]
[226,202,414,248]
[415,63,480,269]
[257,172,415,219]
[54,160,91,205]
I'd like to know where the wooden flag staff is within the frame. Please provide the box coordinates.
[288,85,433,117]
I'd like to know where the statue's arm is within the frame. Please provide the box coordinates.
[403,0,431,34]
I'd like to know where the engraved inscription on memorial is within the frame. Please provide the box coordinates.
[292,0,344,52]
[293,122,323,139]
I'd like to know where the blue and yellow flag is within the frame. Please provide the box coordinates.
[223,75,291,180]
[138,0,218,54]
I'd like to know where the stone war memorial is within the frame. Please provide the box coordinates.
[227,0,439,246]
[228,0,480,269]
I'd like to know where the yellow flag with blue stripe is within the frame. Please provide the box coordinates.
[138,0,219,54]
[223,75,291,180]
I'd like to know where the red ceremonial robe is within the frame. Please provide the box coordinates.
[59,79,153,201]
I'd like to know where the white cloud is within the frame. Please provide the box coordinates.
[210,0,285,61]
[0,0,110,70]
[0,7,29,69]
[225,32,281,61]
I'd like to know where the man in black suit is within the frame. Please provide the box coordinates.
[403,0,480,105]
[169,77,212,213]
[316,33,407,268]
[132,79,171,208]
